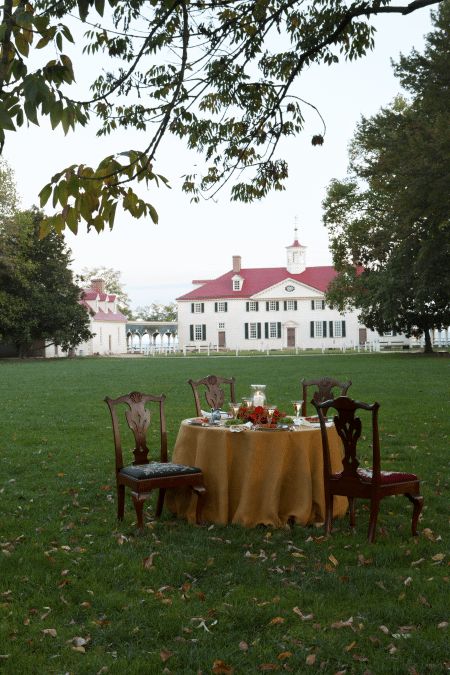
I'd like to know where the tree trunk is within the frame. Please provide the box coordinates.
[423,328,433,353]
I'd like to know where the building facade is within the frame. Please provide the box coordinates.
[45,278,128,357]
[177,238,388,351]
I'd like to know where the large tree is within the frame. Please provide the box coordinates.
[136,302,177,322]
[0,0,442,235]
[322,1,450,352]
[0,207,93,356]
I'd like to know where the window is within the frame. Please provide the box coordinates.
[191,302,205,313]
[334,321,342,338]
[244,322,261,339]
[314,321,323,338]
[247,301,259,312]
[269,322,278,338]
[285,300,297,311]
[312,299,325,310]
[233,278,242,291]
[264,322,281,339]
[214,301,228,313]
[189,324,206,341]
[218,322,225,329]
[266,300,280,311]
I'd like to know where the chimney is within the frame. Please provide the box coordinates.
[91,278,106,294]
[232,255,241,274]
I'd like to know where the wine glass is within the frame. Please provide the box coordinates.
[266,404,277,424]
[229,402,240,419]
[242,397,253,408]
[291,400,304,423]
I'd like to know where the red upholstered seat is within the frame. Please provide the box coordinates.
[332,468,419,484]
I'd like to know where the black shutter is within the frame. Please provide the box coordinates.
[342,321,346,338]
[264,322,269,339]
[214,302,218,312]
[201,303,204,313]
[257,323,261,339]
[246,302,249,312]
[283,301,287,311]
[276,301,279,311]
[190,325,194,341]
[311,300,314,310]
[266,301,269,311]
[202,324,206,340]
[224,302,228,312]
[322,300,325,310]
[255,302,259,311]
[329,321,333,338]
[277,322,281,338]
[310,321,314,337]
[294,300,297,310]
[191,303,194,313]
[323,321,327,337]
[245,323,249,339]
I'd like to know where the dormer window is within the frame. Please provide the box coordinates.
[232,274,243,291]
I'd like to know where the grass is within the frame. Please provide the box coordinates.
[0,353,448,674]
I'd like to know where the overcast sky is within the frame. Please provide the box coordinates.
[6,7,434,308]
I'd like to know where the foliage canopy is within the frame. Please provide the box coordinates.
[322,1,450,352]
[0,0,442,235]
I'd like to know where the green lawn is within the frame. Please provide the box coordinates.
[0,353,448,674]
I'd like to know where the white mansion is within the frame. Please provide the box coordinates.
[177,237,390,351]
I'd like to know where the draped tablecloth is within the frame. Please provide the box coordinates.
[166,422,347,528]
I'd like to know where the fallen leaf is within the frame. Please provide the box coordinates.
[160,650,172,663]
[305,654,316,665]
[269,617,285,625]
[432,553,445,562]
[437,621,448,629]
[331,617,353,629]
[212,659,234,673]
[379,625,390,634]
[239,641,249,652]
[329,554,339,567]
[258,665,279,671]
[277,651,292,660]
[344,641,357,652]
[42,628,57,637]
[143,553,159,569]
[403,576,413,586]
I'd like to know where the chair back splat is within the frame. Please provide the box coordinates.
[105,391,205,528]
[313,395,423,543]
[188,374,236,416]
[301,377,351,417]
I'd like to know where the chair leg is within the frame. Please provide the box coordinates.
[324,492,333,535]
[348,497,356,528]
[117,484,125,521]
[368,498,380,543]
[193,486,207,524]
[406,493,424,536]
[131,494,145,529]
[155,488,166,518]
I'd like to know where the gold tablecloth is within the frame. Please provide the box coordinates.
[166,422,347,528]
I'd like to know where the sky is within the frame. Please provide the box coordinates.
[6,6,434,309]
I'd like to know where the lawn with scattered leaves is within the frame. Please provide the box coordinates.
[0,353,448,674]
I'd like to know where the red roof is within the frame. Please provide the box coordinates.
[82,290,117,302]
[91,309,127,323]
[177,266,338,300]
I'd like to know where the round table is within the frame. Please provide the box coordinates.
[166,421,347,528]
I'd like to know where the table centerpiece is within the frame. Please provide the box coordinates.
[236,403,292,427]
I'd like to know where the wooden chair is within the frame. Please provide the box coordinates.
[188,374,236,416]
[301,376,352,416]
[313,396,423,543]
[104,391,206,528]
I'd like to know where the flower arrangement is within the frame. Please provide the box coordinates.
[237,404,287,426]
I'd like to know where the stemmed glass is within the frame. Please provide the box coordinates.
[229,402,241,419]
[266,404,277,424]
[242,397,253,408]
[291,400,304,423]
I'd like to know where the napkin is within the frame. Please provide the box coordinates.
[201,409,230,419]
